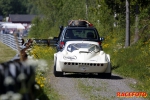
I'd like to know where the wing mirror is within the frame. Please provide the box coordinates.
[59,26,64,31]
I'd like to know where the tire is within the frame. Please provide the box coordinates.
[98,73,111,79]
[53,59,63,77]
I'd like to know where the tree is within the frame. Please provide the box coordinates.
[125,0,130,47]
[104,0,150,46]
[0,0,28,16]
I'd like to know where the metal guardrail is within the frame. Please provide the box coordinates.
[0,33,22,51]
[33,39,57,46]
[0,32,58,50]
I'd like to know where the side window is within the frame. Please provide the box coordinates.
[65,30,74,39]
[59,29,65,41]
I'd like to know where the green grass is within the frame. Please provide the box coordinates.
[0,42,16,63]
[103,35,150,99]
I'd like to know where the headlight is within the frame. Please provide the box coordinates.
[63,56,77,60]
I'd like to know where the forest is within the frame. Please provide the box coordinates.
[0,0,150,44]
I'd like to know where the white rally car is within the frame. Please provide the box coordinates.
[53,41,111,78]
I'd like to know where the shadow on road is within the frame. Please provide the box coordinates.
[111,74,123,80]
[62,73,123,80]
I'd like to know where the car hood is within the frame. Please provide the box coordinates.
[60,50,107,63]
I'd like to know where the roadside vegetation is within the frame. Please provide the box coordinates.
[0,42,16,63]
[102,30,150,99]
[29,45,59,100]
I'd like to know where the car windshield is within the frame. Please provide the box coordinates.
[67,43,100,52]
[64,29,98,39]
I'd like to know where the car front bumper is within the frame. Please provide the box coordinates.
[59,61,108,73]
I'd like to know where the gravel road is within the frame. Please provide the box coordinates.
[50,72,147,100]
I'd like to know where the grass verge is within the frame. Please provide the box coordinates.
[30,45,60,100]
[0,42,16,63]
[103,35,150,99]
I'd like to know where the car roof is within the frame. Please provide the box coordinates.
[65,26,96,29]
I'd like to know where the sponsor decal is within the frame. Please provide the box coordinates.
[116,92,147,98]
[63,56,77,60]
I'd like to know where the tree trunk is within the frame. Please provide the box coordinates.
[85,0,88,20]
[131,14,140,45]
[131,4,140,45]
[125,0,130,48]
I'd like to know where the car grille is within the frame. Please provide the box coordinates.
[64,62,104,66]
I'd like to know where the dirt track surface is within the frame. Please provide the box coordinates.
[50,72,147,100]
